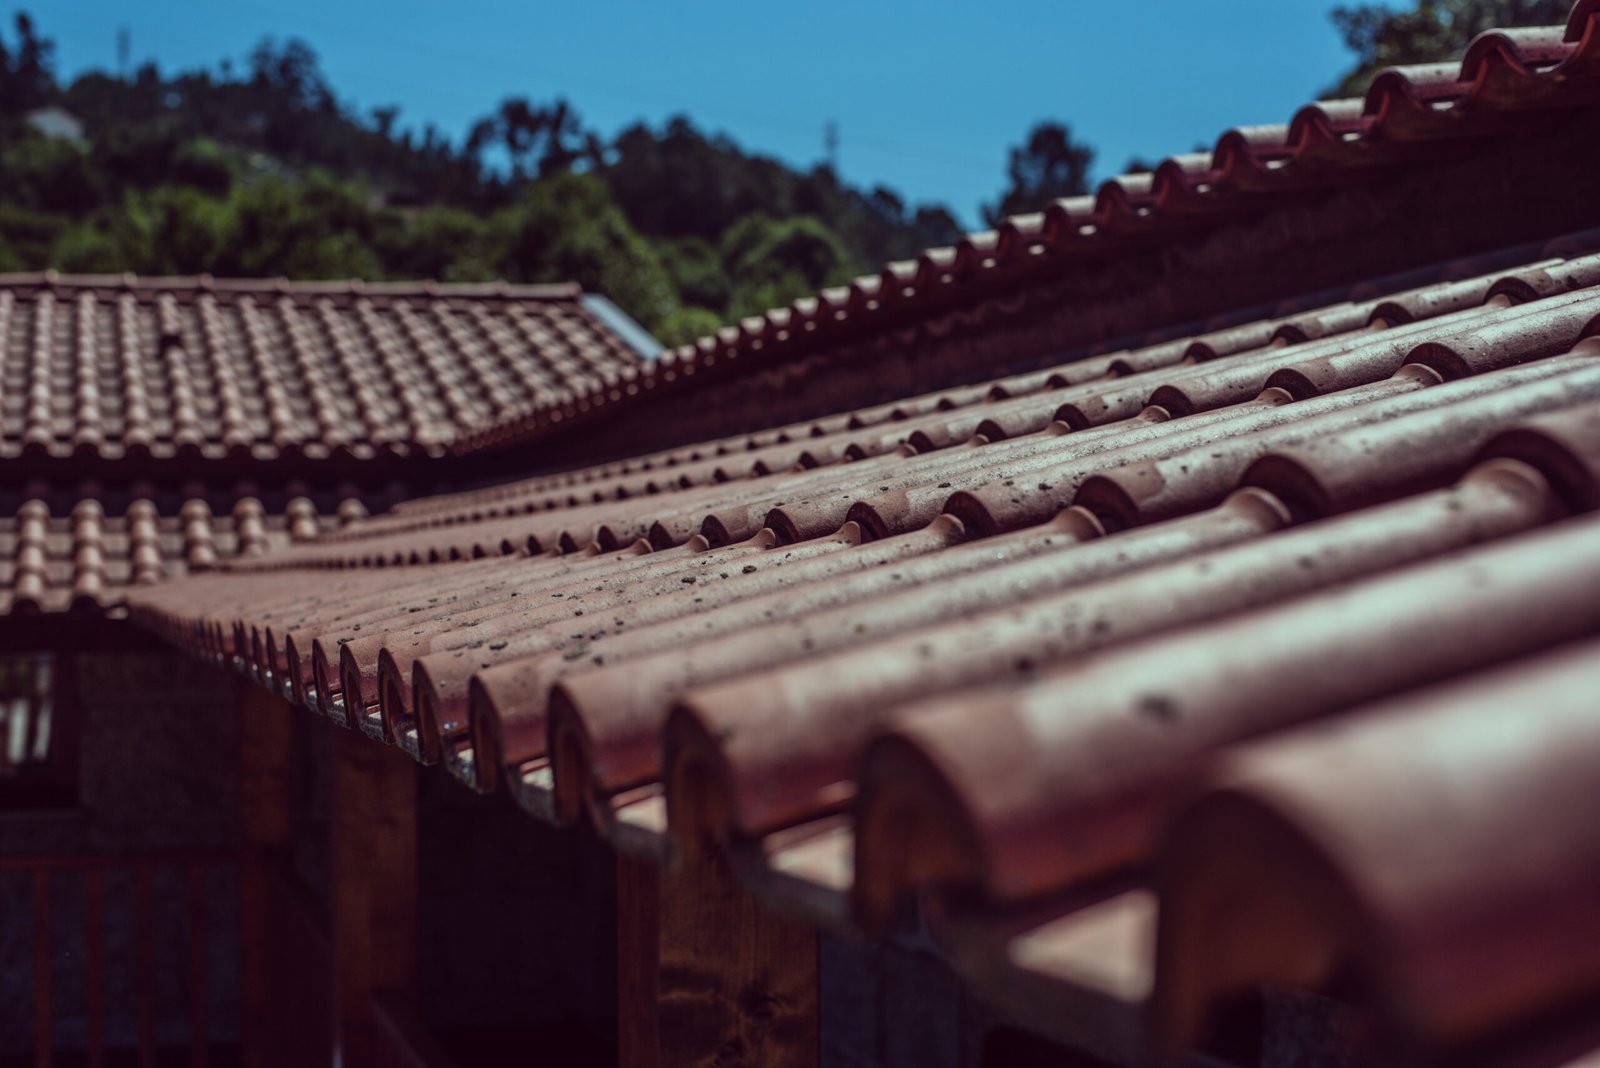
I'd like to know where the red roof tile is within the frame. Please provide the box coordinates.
[127,217,1600,1062]
[1156,637,1600,1056]
[100,6,1600,1063]
[450,0,1600,457]
[0,274,645,467]
[0,493,354,614]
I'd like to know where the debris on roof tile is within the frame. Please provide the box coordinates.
[1155,637,1600,1061]
[127,212,1600,1063]
[82,5,1600,1064]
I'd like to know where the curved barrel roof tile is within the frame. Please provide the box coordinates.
[127,222,1600,1065]
[450,3,1600,455]
[80,5,1600,1063]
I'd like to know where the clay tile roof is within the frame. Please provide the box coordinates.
[113,5,1600,1064]
[128,218,1600,1062]
[0,493,354,615]
[0,274,650,469]
[445,1,1600,457]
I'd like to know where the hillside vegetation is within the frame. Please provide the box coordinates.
[0,2,1555,347]
[0,18,966,347]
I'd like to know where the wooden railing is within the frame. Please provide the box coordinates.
[3,848,235,1068]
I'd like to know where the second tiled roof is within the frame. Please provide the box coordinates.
[0,275,644,466]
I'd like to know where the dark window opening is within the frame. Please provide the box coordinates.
[0,653,78,809]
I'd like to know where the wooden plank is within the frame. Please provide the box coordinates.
[137,864,157,1068]
[237,680,298,1068]
[47,651,83,798]
[33,869,51,1068]
[273,865,335,1068]
[21,657,43,770]
[329,722,418,1068]
[619,848,819,1068]
[188,865,210,1068]
[617,854,662,1068]
[86,868,107,1068]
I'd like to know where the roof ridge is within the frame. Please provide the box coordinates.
[451,0,1600,454]
[0,271,583,301]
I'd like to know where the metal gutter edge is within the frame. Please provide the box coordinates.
[582,293,665,361]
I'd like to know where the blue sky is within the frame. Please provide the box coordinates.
[35,1,1353,228]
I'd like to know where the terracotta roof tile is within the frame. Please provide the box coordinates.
[0,275,646,468]
[1155,637,1600,1056]
[855,489,1596,906]
[127,252,1600,1066]
[127,234,1600,1039]
[451,4,1600,455]
[111,8,1600,1063]
[0,495,346,614]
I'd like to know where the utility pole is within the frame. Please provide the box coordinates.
[117,27,130,79]
[824,120,839,173]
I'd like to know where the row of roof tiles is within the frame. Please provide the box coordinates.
[128,229,1600,1064]
[0,495,364,615]
[359,228,1600,530]
[234,231,1600,567]
[451,3,1600,455]
[0,276,642,465]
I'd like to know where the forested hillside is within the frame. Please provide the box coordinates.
[0,15,965,346]
[0,1,1563,347]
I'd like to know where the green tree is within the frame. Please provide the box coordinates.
[220,172,385,278]
[1,134,100,214]
[0,8,983,351]
[1328,0,1570,96]
[720,213,853,319]
[493,172,679,331]
[110,186,234,274]
[0,230,24,272]
[379,205,494,282]
[655,305,724,348]
[0,13,56,114]
[0,201,65,264]
[602,114,955,270]
[984,122,1094,227]
[465,97,602,182]
[657,236,731,315]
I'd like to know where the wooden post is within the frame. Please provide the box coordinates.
[328,722,418,1068]
[618,849,819,1068]
[617,855,662,1068]
[237,680,296,1068]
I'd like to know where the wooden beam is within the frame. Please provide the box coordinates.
[617,849,819,1068]
[329,722,418,1068]
[617,855,662,1068]
[237,679,296,1068]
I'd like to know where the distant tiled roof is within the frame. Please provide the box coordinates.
[129,221,1600,1063]
[0,494,364,615]
[454,1,1600,455]
[0,274,644,466]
